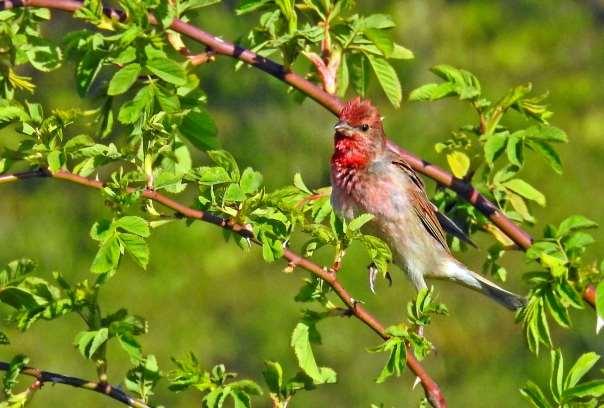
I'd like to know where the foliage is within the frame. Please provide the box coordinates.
[0,0,601,407]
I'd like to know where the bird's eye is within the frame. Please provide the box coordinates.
[360,124,369,132]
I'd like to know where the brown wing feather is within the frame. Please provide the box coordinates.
[393,160,450,253]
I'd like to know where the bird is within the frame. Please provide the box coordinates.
[329,97,525,311]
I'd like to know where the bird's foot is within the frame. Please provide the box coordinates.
[368,263,378,294]
[367,263,392,294]
[350,297,365,308]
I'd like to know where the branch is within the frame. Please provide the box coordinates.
[0,361,150,408]
[0,169,447,407]
[3,0,595,305]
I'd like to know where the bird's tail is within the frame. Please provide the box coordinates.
[445,261,526,311]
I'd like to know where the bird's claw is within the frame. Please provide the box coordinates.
[368,263,378,294]
[412,376,421,390]
[350,297,365,308]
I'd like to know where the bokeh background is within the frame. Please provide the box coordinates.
[1,0,604,406]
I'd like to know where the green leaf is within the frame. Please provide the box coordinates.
[366,55,401,108]
[362,14,396,29]
[120,233,150,269]
[76,50,104,97]
[526,140,562,174]
[115,216,150,237]
[565,352,600,388]
[223,183,246,202]
[146,58,187,86]
[446,151,470,178]
[483,132,509,166]
[506,134,524,167]
[26,38,63,71]
[2,355,28,395]
[364,28,393,57]
[525,125,568,143]
[347,213,374,232]
[75,328,109,358]
[240,167,263,194]
[503,179,546,206]
[290,322,335,384]
[179,110,219,151]
[390,44,414,59]
[549,349,564,400]
[520,381,552,408]
[207,150,239,179]
[562,380,604,400]
[107,63,141,96]
[557,215,597,237]
[236,0,271,15]
[336,53,349,97]
[262,361,283,395]
[348,54,370,98]
[117,85,155,124]
[47,150,63,172]
[408,82,455,102]
[90,236,121,274]
[293,173,312,194]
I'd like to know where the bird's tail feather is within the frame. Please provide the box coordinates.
[470,271,526,310]
[445,261,526,310]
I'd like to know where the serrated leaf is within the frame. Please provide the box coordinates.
[408,82,455,102]
[503,179,546,206]
[364,28,393,57]
[179,110,219,151]
[366,55,401,107]
[290,322,334,384]
[90,236,121,274]
[76,50,104,96]
[557,215,597,237]
[526,140,562,174]
[115,216,150,237]
[348,53,370,97]
[108,63,141,96]
[120,233,149,269]
[240,167,263,194]
[146,58,187,85]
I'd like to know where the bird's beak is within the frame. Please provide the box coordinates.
[334,120,353,134]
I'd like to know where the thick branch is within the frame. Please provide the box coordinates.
[0,169,447,407]
[2,0,594,305]
[0,361,149,408]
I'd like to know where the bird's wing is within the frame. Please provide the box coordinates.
[392,160,450,253]
[434,207,478,248]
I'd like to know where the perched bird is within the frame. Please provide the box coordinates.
[330,97,525,310]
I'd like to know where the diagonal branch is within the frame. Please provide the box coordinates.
[0,361,150,408]
[2,0,594,305]
[0,169,447,408]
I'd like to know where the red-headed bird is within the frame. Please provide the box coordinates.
[330,97,525,310]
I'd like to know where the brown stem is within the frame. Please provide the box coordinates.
[2,169,447,407]
[0,361,149,408]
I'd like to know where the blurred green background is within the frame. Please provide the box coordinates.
[1,0,604,406]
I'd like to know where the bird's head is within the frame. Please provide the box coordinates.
[335,97,385,145]
[332,98,385,166]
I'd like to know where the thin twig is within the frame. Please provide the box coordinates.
[0,361,150,408]
[1,168,447,407]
